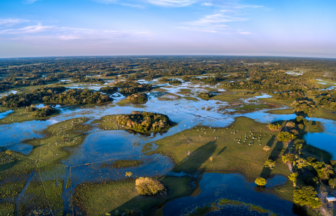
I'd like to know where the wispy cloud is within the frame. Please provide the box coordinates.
[0,19,29,26]
[179,1,262,33]
[0,22,152,42]
[146,0,196,7]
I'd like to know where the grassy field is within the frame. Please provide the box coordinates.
[0,117,93,181]
[94,115,119,130]
[266,109,294,114]
[73,176,194,216]
[183,96,199,101]
[211,90,262,102]
[234,104,270,111]
[151,117,290,181]
[0,107,61,124]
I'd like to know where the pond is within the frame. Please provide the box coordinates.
[162,173,295,216]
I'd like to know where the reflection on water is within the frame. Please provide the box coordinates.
[163,173,294,216]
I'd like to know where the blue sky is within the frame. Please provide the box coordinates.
[0,0,335,58]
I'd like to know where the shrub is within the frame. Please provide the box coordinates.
[255,177,267,186]
[100,86,118,94]
[288,173,298,187]
[263,146,271,151]
[135,177,166,196]
[267,123,281,131]
[286,121,296,128]
[293,186,321,208]
[264,159,275,170]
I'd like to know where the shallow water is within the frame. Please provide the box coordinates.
[162,173,294,216]
[1,80,336,215]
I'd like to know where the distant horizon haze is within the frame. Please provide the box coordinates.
[0,0,335,58]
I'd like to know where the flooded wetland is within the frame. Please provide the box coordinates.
[1,57,336,216]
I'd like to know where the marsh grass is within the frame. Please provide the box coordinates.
[0,107,61,124]
[101,160,143,168]
[73,176,194,216]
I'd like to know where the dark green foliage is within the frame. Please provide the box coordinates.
[0,87,66,108]
[293,186,321,208]
[127,93,148,103]
[198,92,213,99]
[116,111,174,133]
[32,106,56,118]
[316,90,336,109]
[42,89,112,105]
[274,90,306,100]
[72,76,105,84]
[291,98,317,115]
[100,86,118,94]
[12,79,45,86]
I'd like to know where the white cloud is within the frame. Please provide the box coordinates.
[0,24,52,34]
[179,1,262,33]
[146,0,196,7]
[0,19,28,26]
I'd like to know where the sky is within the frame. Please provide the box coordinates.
[0,0,335,58]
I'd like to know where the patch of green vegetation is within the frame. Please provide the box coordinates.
[0,180,27,199]
[266,109,294,114]
[116,111,174,133]
[94,115,119,130]
[157,93,181,101]
[0,202,15,216]
[234,104,269,111]
[217,199,270,214]
[73,176,194,216]
[142,143,153,152]
[18,180,64,216]
[0,118,92,181]
[183,96,199,101]
[189,205,219,216]
[211,90,261,102]
[0,107,61,124]
[101,160,143,168]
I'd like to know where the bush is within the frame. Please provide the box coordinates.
[267,123,281,131]
[263,146,271,151]
[264,159,275,170]
[255,177,267,186]
[293,186,321,208]
[135,177,166,196]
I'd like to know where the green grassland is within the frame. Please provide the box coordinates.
[211,90,262,102]
[0,107,61,124]
[73,176,194,216]
[151,117,289,181]
[0,117,93,181]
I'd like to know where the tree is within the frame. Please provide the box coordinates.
[288,173,298,187]
[264,159,276,170]
[277,131,296,142]
[329,179,336,189]
[293,186,321,208]
[135,177,166,196]
[255,177,267,186]
[125,172,133,177]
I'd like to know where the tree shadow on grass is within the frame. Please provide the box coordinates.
[112,141,217,215]
[260,140,283,178]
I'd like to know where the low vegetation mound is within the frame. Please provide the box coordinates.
[26,105,57,117]
[198,92,213,99]
[135,177,166,196]
[291,98,317,115]
[0,87,66,108]
[274,90,305,100]
[100,86,118,94]
[127,93,148,103]
[316,90,336,109]
[116,111,174,133]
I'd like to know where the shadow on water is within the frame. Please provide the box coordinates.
[112,141,217,215]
